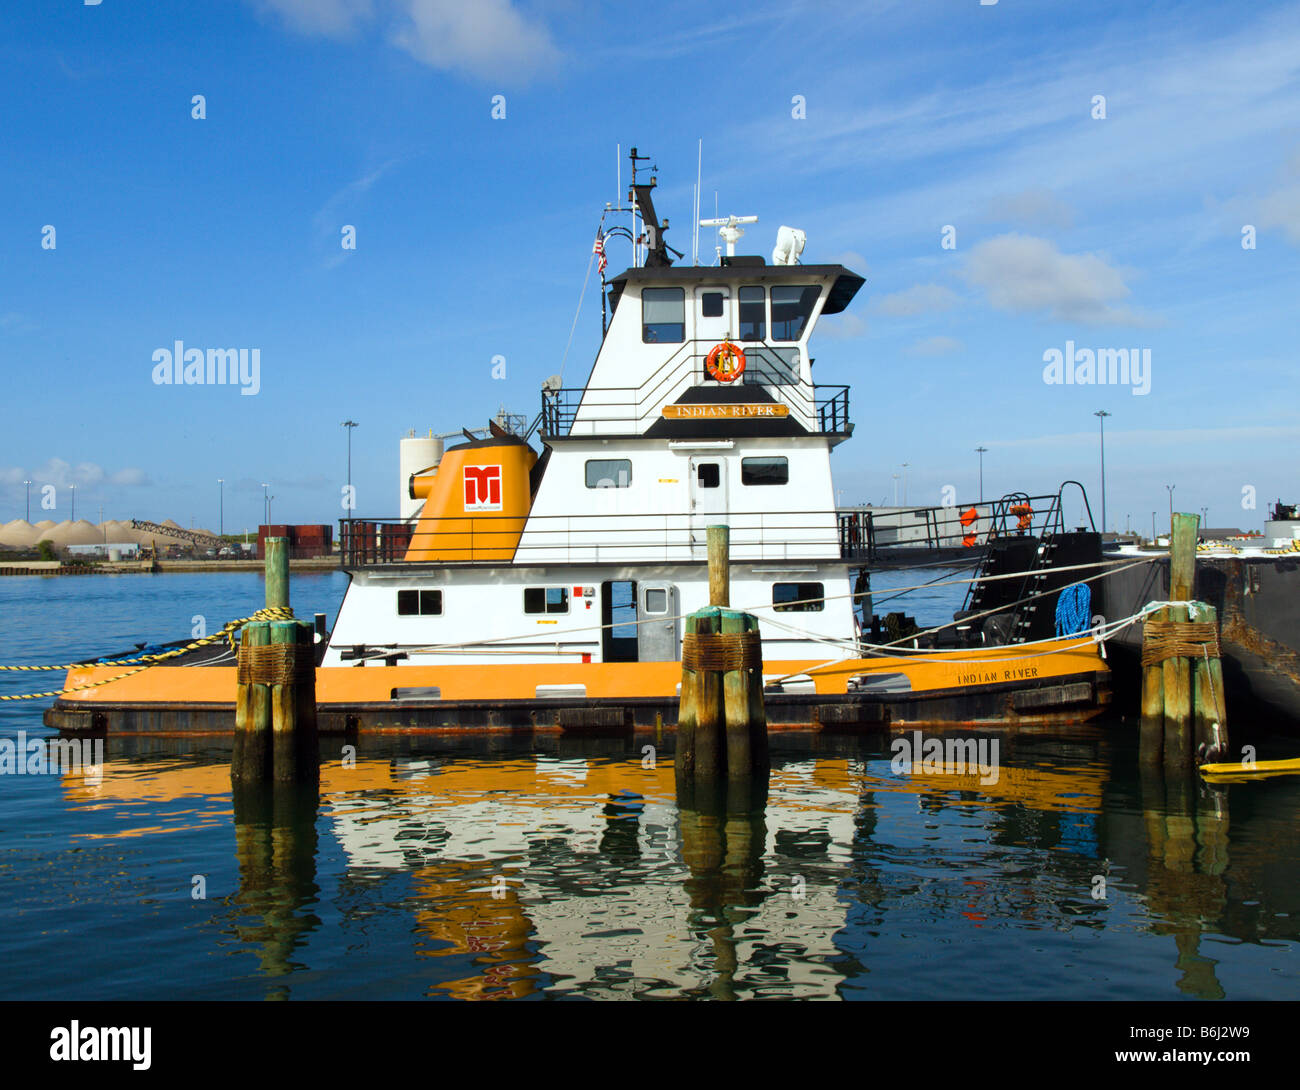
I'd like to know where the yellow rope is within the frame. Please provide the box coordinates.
[0,606,294,701]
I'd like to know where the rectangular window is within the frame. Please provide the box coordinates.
[525,586,569,614]
[771,285,820,341]
[696,462,720,489]
[741,456,789,485]
[397,589,443,615]
[644,588,668,613]
[585,458,632,488]
[774,582,824,612]
[642,287,685,343]
[738,286,765,341]
[742,346,799,386]
[701,291,725,318]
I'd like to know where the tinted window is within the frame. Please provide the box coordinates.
[645,588,668,613]
[697,463,720,488]
[642,287,685,343]
[585,459,631,488]
[398,589,442,615]
[738,286,765,341]
[701,291,725,318]
[771,285,819,341]
[741,457,789,485]
[525,587,569,614]
[774,582,824,612]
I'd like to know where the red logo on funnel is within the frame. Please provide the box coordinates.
[464,465,502,511]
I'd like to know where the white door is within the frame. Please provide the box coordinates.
[637,584,680,661]
[688,456,729,559]
[694,286,731,349]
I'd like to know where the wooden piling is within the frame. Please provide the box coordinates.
[707,525,730,607]
[1139,605,1166,766]
[270,619,319,783]
[691,608,725,779]
[1161,603,1193,774]
[264,536,289,610]
[232,620,272,782]
[721,609,767,778]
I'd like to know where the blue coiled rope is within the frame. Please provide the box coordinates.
[1055,583,1092,636]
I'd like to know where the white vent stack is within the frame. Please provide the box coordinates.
[399,429,443,520]
[772,225,806,265]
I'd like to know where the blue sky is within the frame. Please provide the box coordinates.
[1,0,1297,535]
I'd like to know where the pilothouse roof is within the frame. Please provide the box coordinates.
[607,263,865,314]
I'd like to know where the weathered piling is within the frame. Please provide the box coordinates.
[232,620,272,781]
[232,537,317,783]
[675,525,768,781]
[1139,513,1229,770]
[264,536,289,610]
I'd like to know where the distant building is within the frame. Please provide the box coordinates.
[66,543,140,559]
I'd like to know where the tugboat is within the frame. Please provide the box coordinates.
[45,149,1111,734]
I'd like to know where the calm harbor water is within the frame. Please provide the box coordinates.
[1,571,1297,1001]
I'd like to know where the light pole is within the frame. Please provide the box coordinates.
[1166,484,1175,535]
[1200,505,1209,527]
[901,463,910,506]
[262,483,269,527]
[22,480,31,522]
[218,479,224,537]
[1151,511,1156,544]
[69,483,75,521]
[892,473,899,506]
[1094,410,1110,534]
[975,446,987,503]
[342,420,358,505]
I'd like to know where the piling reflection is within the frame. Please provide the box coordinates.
[676,776,770,1000]
[230,781,322,991]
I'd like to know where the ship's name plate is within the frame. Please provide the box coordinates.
[662,404,790,419]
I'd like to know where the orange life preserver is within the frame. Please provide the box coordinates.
[705,341,746,383]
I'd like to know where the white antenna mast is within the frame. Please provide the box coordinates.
[693,139,702,266]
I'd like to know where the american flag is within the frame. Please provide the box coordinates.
[593,230,607,275]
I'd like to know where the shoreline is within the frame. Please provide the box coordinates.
[0,558,341,576]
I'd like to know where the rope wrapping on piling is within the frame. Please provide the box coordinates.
[236,641,314,686]
[1141,620,1222,666]
[680,631,762,672]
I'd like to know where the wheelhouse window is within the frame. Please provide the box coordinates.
[771,285,820,341]
[642,287,685,343]
[738,286,765,341]
[774,582,824,612]
[741,456,789,485]
[644,588,668,613]
[696,463,720,488]
[585,459,631,488]
[397,589,443,615]
[525,587,569,614]
[700,291,725,318]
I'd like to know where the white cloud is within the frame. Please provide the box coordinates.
[253,0,374,38]
[963,233,1151,326]
[872,283,959,317]
[0,460,150,490]
[817,313,866,340]
[391,0,560,83]
[906,335,962,357]
[985,188,1074,231]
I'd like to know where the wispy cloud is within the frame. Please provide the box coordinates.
[962,233,1153,327]
[984,188,1074,231]
[906,335,962,357]
[0,460,151,491]
[871,283,959,317]
[252,0,561,83]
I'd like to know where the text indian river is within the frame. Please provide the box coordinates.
[1,571,1296,999]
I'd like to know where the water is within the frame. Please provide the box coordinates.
[1,572,1297,1001]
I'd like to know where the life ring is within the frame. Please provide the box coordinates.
[705,341,746,383]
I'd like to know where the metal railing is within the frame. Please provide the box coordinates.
[539,338,850,438]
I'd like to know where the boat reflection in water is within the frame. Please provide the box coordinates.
[56,729,1300,1000]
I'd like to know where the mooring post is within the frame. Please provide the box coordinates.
[1139,604,1166,766]
[265,536,289,611]
[269,619,319,783]
[1158,513,1199,774]
[721,609,768,778]
[692,607,725,778]
[707,524,730,607]
[232,620,272,781]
